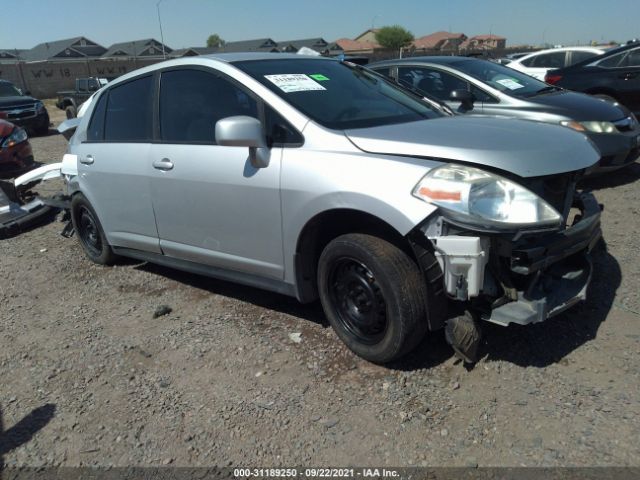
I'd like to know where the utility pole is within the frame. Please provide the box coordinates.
[156,0,167,59]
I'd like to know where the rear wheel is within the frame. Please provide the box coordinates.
[317,233,429,363]
[71,194,116,265]
[65,105,77,119]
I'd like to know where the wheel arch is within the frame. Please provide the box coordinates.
[294,208,419,304]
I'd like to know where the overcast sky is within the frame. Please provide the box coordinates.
[2,0,638,50]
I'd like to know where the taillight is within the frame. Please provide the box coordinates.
[545,74,563,85]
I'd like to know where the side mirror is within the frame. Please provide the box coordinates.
[215,116,270,168]
[450,89,475,110]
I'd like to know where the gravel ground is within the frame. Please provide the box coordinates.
[1,107,639,468]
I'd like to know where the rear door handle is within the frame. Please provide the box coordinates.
[80,155,94,165]
[153,158,174,171]
[620,72,639,80]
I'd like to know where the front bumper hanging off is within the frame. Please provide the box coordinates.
[415,191,602,328]
[486,192,602,326]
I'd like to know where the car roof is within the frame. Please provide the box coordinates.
[369,56,477,67]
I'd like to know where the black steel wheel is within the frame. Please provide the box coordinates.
[71,194,116,265]
[328,258,388,345]
[318,233,430,363]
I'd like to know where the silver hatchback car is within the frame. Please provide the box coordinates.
[66,53,602,364]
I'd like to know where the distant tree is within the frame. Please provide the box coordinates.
[207,34,226,48]
[375,25,414,51]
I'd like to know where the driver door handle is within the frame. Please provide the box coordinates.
[153,158,174,171]
[80,154,94,165]
[620,72,639,80]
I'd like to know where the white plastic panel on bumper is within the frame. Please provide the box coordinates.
[431,236,489,299]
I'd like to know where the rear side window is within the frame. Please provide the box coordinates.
[159,69,258,144]
[87,92,107,142]
[104,75,153,142]
[528,51,566,68]
[570,50,600,65]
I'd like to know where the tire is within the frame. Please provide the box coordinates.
[71,194,117,265]
[317,233,429,364]
[65,105,77,119]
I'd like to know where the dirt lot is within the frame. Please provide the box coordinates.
[1,106,639,468]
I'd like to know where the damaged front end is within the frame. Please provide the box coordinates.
[409,164,602,362]
[0,119,79,239]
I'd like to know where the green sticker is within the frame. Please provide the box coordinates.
[310,74,330,81]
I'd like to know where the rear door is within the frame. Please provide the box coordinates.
[74,75,160,253]
[148,67,285,279]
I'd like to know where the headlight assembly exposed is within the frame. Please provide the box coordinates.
[413,164,561,228]
[561,120,617,134]
[1,127,28,148]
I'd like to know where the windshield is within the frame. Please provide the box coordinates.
[235,59,442,130]
[0,82,23,98]
[451,59,556,97]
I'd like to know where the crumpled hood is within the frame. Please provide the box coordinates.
[345,116,600,178]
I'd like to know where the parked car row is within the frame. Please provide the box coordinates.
[47,53,609,365]
[369,56,639,172]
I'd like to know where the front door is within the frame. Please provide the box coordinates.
[149,67,284,279]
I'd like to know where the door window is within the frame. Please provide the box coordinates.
[159,69,258,144]
[86,92,108,142]
[103,75,153,142]
[397,66,494,103]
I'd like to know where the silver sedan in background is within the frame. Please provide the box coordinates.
[369,57,640,172]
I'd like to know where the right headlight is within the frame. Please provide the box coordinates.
[561,120,617,134]
[413,164,562,229]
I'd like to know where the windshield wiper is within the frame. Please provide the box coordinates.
[528,85,562,96]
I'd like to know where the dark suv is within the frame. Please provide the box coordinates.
[0,80,50,135]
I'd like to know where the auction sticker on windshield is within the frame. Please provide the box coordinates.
[496,78,525,90]
[264,74,326,93]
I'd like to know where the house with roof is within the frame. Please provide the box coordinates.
[277,38,342,55]
[102,39,172,58]
[219,38,280,53]
[0,49,24,62]
[354,29,380,44]
[461,34,506,50]
[21,37,106,62]
[412,31,467,52]
[172,47,220,57]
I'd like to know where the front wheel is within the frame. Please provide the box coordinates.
[71,194,117,265]
[317,233,429,364]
